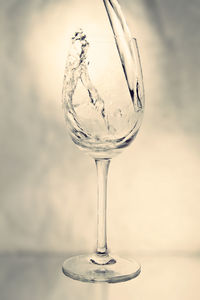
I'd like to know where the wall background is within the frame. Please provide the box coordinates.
[0,0,200,255]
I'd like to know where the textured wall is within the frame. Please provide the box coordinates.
[0,0,200,254]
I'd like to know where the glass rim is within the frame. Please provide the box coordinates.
[65,33,137,43]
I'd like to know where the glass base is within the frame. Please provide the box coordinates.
[62,254,141,283]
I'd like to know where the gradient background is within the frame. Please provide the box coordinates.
[1,0,200,299]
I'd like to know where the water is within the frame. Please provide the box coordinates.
[103,0,144,112]
[62,29,109,140]
[62,0,144,158]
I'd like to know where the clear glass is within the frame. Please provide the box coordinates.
[62,30,144,283]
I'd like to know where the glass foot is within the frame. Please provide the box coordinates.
[62,254,141,283]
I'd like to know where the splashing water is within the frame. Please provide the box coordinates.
[62,1,144,156]
[62,30,110,140]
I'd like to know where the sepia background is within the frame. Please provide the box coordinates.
[0,0,200,299]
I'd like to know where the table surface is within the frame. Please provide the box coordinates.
[1,253,200,300]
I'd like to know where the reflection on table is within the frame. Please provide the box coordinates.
[1,253,200,300]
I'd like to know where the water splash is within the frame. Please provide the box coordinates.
[103,0,144,112]
[62,29,109,139]
[62,3,144,156]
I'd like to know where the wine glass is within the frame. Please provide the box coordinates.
[61,29,144,283]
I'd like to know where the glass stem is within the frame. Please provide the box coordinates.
[95,158,110,256]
